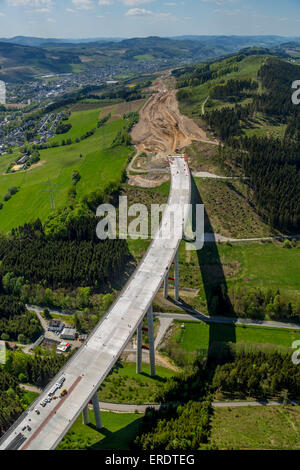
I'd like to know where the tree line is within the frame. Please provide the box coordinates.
[201,57,300,232]
[0,295,42,344]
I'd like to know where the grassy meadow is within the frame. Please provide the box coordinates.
[177,240,300,307]
[211,406,300,450]
[166,320,300,358]
[0,106,131,232]
[99,361,175,405]
[57,410,141,450]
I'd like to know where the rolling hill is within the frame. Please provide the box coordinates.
[0,35,298,83]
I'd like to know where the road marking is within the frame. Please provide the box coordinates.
[21,376,82,450]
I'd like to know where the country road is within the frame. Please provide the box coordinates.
[97,400,300,413]
[27,304,300,332]
[19,385,299,413]
[155,312,300,330]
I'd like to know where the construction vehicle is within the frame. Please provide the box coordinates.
[60,388,68,398]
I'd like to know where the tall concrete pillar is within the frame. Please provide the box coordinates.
[92,393,103,430]
[147,304,156,377]
[136,321,143,374]
[164,271,169,299]
[174,250,179,301]
[82,405,89,425]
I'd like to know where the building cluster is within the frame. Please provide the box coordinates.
[0,111,62,154]
[47,320,81,354]
[5,58,168,106]
[0,57,184,156]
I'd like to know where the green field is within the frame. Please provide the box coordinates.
[49,106,102,145]
[211,406,300,450]
[168,320,300,354]
[0,110,131,232]
[57,410,141,450]
[178,241,300,306]
[99,361,175,404]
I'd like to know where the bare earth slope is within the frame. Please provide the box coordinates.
[132,75,215,158]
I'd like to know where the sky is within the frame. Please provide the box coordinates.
[0,0,299,39]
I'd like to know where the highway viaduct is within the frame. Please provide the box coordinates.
[0,155,191,451]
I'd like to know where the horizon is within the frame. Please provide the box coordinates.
[1,33,300,40]
[0,0,299,38]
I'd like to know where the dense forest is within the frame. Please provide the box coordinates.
[132,346,299,448]
[0,295,42,343]
[229,136,300,231]
[0,218,130,289]
[0,369,24,437]
[212,350,300,400]
[0,349,71,437]
[210,79,258,101]
[133,401,214,451]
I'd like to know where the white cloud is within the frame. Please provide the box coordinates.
[34,7,51,12]
[72,0,94,10]
[125,7,176,21]
[7,0,52,6]
[125,7,152,15]
[98,0,112,5]
[122,0,154,5]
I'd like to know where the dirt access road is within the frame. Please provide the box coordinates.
[131,73,216,160]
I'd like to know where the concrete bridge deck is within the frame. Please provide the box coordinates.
[0,156,191,451]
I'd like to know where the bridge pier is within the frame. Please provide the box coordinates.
[174,250,179,301]
[82,405,89,425]
[136,321,143,374]
[92,393,103,430]
[163,269,169,298]
[147,304,156,377]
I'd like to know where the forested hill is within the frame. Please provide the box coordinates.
[176,54,300,233]
[0,42,80,80]
[0,35,297,82]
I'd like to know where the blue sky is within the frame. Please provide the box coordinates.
[0,0,299,38]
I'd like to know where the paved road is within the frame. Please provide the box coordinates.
[98,400,300,413]
[204,232,300,243]
[27,304,73,317]
[155,312,300,330]
[17,386,300,413]
[20,385,42,394]
[0,156,191,451]
[192,171,246,180]
[155,317,173,349]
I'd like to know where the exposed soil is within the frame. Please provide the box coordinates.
[131,74,215,158]
[129,72,217,187]
[3,160,46,175]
